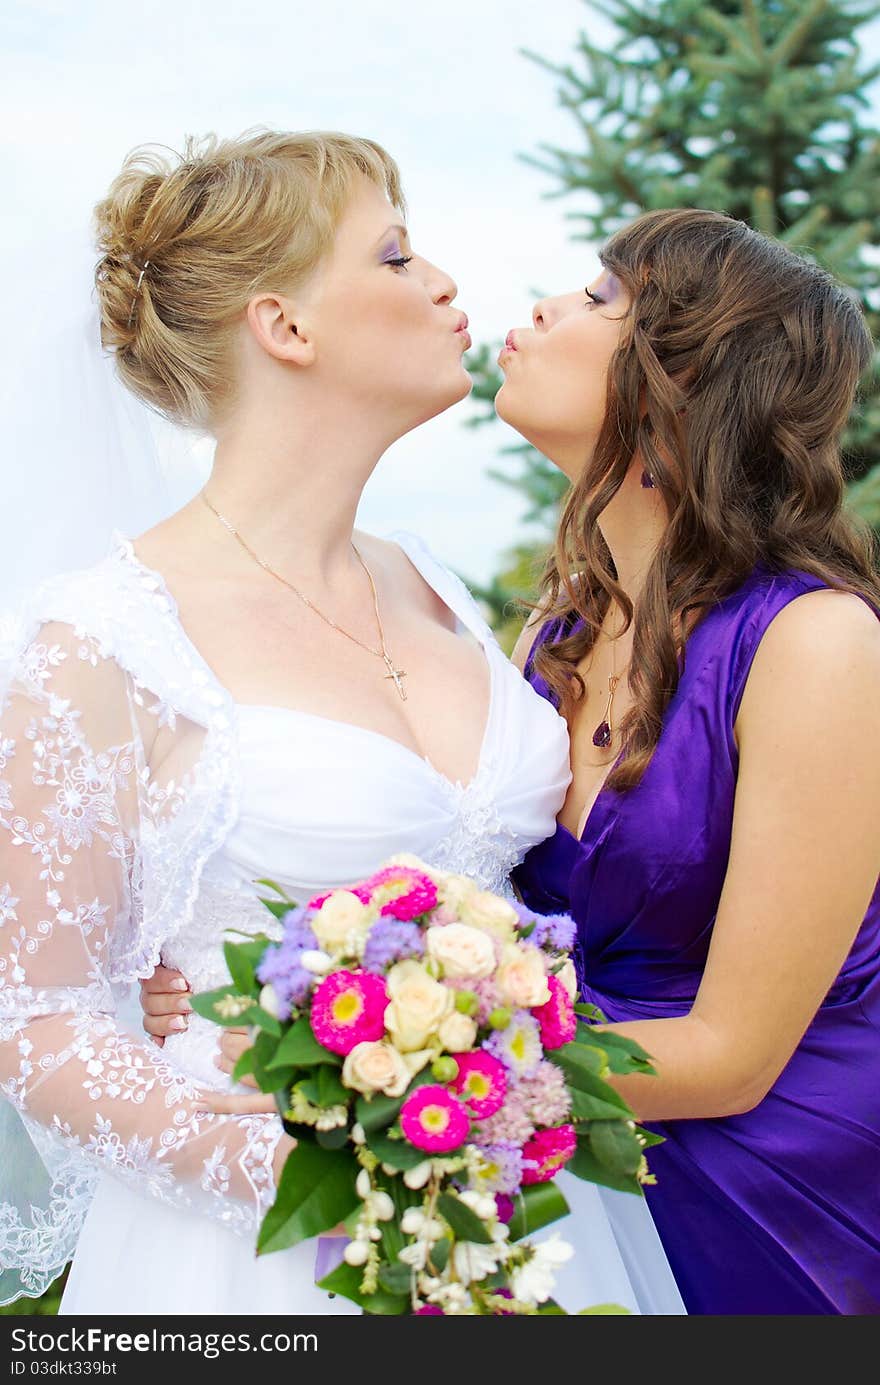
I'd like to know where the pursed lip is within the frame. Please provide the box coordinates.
[498,328,520,364]
[454,313,471,349]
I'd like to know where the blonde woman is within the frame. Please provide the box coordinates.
[0,132,683,1316]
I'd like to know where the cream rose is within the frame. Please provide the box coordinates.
[435,872,479,914]
[311,890,372,953]
[459,890,519,941]
[426,922,496,980]
[556,958,578,1003]
[384,959,454,1052]
[437,1011,478,1053]
[496,942,551,1008]
[342,1040,412,1098]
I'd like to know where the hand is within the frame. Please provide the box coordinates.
[214,1026,258,1090]
[140,964,192,1045]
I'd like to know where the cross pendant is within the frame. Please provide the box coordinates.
[383,655,408,701]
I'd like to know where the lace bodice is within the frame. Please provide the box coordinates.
[0,528,571,1303]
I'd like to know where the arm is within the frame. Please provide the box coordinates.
[0,621,289,1230]
[598,589,880,1120]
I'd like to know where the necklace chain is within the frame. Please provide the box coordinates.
[199,492,408,700]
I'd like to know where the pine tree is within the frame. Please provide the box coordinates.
[469,0,880,635]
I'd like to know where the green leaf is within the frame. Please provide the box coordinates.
[437,1192,492,1245]
[316,1125,350,1150]
[223,940,258,996]
[574,1002,606,1022]
[257,1143,359,1254]
[550,1046,635,1114]
[189,985,253,1028]
[297,1067,349,1108]
[245,1004,282,1038]
[568,1140,642,1196]
[250,1030,286,1091]
[255,877,298,903]
[259,899,294,920]
[507,1182,570,1242]
[579,1303,632,1315]
[355,1091,404,1135]
[316,1261,408,1315]
[566,1039,608,1073]
[428,1237,450,1273]
[267,1016,340,1069]
[231,1046,255,1083]
[378,1262,413,1295]
[569,1085,638,1123]
[590,1121,644,1177]
[579,1027,656,1075]
[366,1127,436,1170]
[537,1300,567,1314]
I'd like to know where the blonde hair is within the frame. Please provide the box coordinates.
[94,128,405,430]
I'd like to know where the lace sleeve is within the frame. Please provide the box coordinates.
[0,620,283,1298]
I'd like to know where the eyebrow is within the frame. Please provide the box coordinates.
[374,224,409,247]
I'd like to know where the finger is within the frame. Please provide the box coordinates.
[140,991,193,1019]
[214,1053,259,1088]
[143,1013,189,1039]
[197,1091,277,1116]
[140,965,189,995]
[220,1031,251,1063]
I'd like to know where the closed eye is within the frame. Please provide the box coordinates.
[584,287,604,306]
[387,256,414,270]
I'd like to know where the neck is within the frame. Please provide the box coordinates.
[595,467,668,633]
[201,396,393,584]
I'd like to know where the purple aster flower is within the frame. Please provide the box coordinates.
[532,912,576,953]
[484,1010,543,1078]
[362,917,426,974]
[256,909,321,1020]
[471,1140,525,1195]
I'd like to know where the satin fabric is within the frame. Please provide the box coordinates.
[513,567,880,1314]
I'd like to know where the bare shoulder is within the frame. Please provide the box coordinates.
[355,530,455,631]
[510,601,555,674]
[738,585,880,746]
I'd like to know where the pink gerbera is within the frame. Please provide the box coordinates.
[364,866,439,921]
[532,974,577,1050]
[521,1123,578,1185]
[449,1050,507,1120]
[400,1085,470,1153]
[310,969,388,1056]
[307,884,373,909]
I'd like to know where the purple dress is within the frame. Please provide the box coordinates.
[513,566,880,1315]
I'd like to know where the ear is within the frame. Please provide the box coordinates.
[245,293,316,366]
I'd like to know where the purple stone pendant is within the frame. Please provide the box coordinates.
[592,673,621,749]
[641,468,655,488]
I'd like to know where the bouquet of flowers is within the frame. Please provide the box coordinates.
[193,855,659,1315]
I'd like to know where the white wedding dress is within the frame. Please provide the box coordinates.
[0,527,684,1316]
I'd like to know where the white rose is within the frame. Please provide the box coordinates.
[311,891,372,953]
[496,942,551,1009]
[384,960,454,1052]
[299,949,334,975]
[342,1040,412,1097]
[386,853,440,880]
[437,1011,478,1053]
[436,873,479,914]
[557,958,578,1003]
[459,891,519,941]
[426,922,496,980]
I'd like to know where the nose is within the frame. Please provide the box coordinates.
[425,258,458,306]
[532,296,550,331]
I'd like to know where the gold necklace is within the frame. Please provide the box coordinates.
[200,492,408,701]
[592,629,623,749]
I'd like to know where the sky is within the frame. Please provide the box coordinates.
[2,1,879,587]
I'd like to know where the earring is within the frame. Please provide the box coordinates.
[640,469,655,489]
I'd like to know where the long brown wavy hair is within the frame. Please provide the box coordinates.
[533,207,879,792]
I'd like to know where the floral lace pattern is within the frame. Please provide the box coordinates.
[0,548,280,1304]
